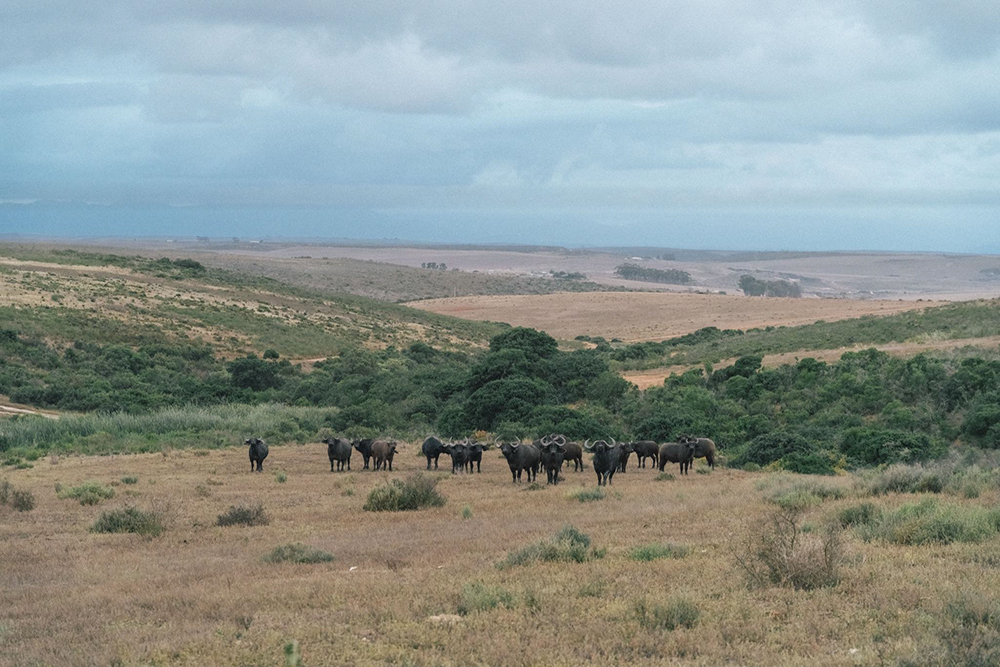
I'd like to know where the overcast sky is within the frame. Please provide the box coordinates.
[1,1,998,251]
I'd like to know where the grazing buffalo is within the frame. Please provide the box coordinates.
[352,438,374,469]
[617,441,635,473]
[372,440,397,471]
[538,435,567,485]
[324,437,353,472]
[465,442,485,473]
[441,441,469,475]
[496,439,540,483]
[585,438,625,486]
[562,441,584,472]
[682,436,717,469]
[630,440,659,469]
[246,437,268,472]
[421,436,446,470]
[658,441,696,475]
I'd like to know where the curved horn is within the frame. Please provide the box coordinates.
[554,434,567,445]
[583,439,593,451]
[610,437,617,446]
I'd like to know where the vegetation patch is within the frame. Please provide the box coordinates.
[57,481,116,506]
[91,506,164,537]
[764,480,845,511]
[615,263,691,285]
[854,498,1000,546]
[629,543,690,562]
[567,487,606,503]
[217,502,270,527]
[262,543,334,564]
[938,593,1000,666]
[457,582,517,615]
[498,525,606,569]
[734,508,843,590]
[363,475,446,512]
[120,476,138,485]
[634,596,700,631]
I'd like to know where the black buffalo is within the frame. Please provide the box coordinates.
[630,440,659,469]
[658,441,696,475]
[584,438,625,486]
[324,437,352,472]
[245,437,268,472]
[352,438,374,469]
[441,441,469,475]
[617,441,635,473]
[496,439,540,483]
[538,435,567,485]
[421,436,446,470]
[465,442,484,473]
[372,440,397,471]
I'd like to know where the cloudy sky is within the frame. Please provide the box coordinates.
[1,1,998,250]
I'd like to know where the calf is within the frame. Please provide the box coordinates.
[371,440,397,471]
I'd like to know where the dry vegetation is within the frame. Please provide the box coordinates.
[4,446,1000,665]
[409,291,940,343]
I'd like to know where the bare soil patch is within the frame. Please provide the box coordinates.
[409,292,940,342]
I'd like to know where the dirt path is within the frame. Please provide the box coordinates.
[408,292,942,343]
[0,402,60,419]
[622,335,1000,388]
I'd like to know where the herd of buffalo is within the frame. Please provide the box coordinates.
[245,434,716,486]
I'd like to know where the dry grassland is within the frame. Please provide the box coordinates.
[3,446,999,665]
[409,292,938,343]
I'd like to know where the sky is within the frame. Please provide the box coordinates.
[1,1,998,251]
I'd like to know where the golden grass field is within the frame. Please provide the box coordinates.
[408,292,938,343]
[4,444,999,666]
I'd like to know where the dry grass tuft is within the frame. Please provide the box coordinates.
[216,502,270,527]
[57,481,116,505]
[91,506,164,537]
[634,596,701,631]
[262,543,334,564]
[734,507,843,590]
[629,543,690,562]
[497,525,605,569]
[363,474,445,512]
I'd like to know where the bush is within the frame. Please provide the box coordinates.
[859,462,947,496]
[765,480,845,511]
[363,474,446,512]
[629,543,690,562]
[734,508,843,590]
[11,489,35,512]
[568,488,606,503]
[274,471,288,484]
[655,473,675,482]
[0,479,11,504]
[217,502,270,527]
[262,543,334,564]
[58,481,116,506]
[461,505,473,520]
[498,525,605,569]
[940,593,1000,666]
[457,582,516,615]
[634,597,700,631]
[120,476,138,485]
[91,506,164,536]
[837,502,880,528]
[856,498,1000,546]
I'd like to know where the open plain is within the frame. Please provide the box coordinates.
[4,444,1000,666]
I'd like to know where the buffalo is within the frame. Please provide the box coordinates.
[352,438,374,469]
[421,436,446,470]
[441,441,469,475]
[617,441,635,473]
[658,441,696,475]
[245,437,268,472]
[682,436,717,469]
[584,438,624,486]
[538,435,567,485]
[465,441,485,473]
[324,437,352,472]
[630,440,659,469]
[496,439,540,483]
[562,441,584,472]
[372,440,397,471]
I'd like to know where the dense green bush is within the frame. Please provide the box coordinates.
[363,475,446,512]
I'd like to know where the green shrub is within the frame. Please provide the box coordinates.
[498,525,605,569]
[120,476,138,485]
[568,488,606,503]
[363,474,446,512]
[765,480,845,511]
[262,543,334,564]
[856,498,1000,546]
[461,505,473,520]
[860,463,947,496]
[217,502,270,527]
[274,471,288,484]
[837,502,880,528]
[634,597,700,631]
[629,543,690,562]
[91,506,164,536]
[0,479,11,504]
[11,489,35,512]
[58,481,116,506]
[457,582,516,615]
[655,473,675,482]
[742,463,761,472]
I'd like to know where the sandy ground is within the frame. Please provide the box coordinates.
[622,335,1000,389]
[407,292,940,343]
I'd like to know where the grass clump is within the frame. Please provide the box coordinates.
[461,505,473,520]
[859,463,946,496]
[655,473,675,482]
[498,525,605,569]
[363,474,445,512]
[0,480,11,504]
[57,481,116,506]
[734,507,843,590]
[837,502,880,528]
[629,543,690,562]
[457,582,517,615]
[634,597,700,631]
[567,487,606,503]
[274,471,288,484]
[217,502,270,527]
[120,476,138,485]
[11,489,36,512]
[262,543,334,564]
[938,593,1000,666]
[765,479,845,512]
[91,506,164,537]
[856,498,1000,546]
